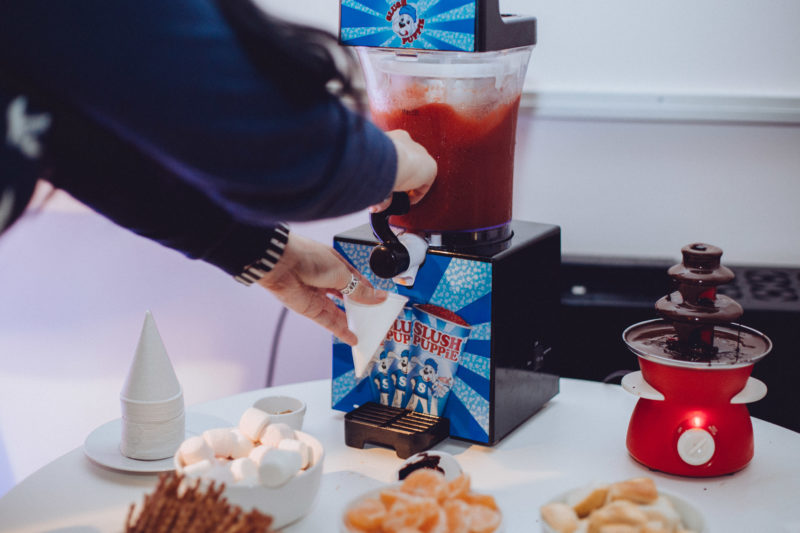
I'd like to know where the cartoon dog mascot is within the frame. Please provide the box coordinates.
[372,351,394,406]
[407,357,437,415]
[391,4,418,40]
[390,350,412,408]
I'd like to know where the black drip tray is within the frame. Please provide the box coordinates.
[344,402,450,459]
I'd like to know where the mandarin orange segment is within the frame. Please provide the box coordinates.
[461,491,498,511]
[382,497,440,533]
[447,474,471,500]
[345,497,387,531]
[380,488,423,508]
[466,503,502,533]
[342,525,369,533]
[443,499,471,533]
[420,508,448,533]
[400,469,448,501]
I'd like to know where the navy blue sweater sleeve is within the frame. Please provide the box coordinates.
[1,70,289,277]
[0,0,397,227]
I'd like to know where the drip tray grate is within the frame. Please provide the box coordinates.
[344,402,450,459]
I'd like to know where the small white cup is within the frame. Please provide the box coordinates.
[252,396,306,431]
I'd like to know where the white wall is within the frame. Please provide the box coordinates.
[263,0,800,96]
[514,113,800,266]
[259,0,800,266]
[510,0,800,97]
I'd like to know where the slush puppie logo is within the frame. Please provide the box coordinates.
[385,315,413,345]
[387,2,424,44]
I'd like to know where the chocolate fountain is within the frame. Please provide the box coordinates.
[622,243,772,477]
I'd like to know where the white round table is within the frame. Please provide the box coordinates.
[0,378,798,532]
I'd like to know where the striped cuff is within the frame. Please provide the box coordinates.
[234,223,290,286]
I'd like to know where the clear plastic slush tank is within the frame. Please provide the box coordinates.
[358,46,533,234]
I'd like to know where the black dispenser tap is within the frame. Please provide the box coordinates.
[369,192,412,279]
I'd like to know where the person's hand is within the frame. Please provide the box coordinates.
[370,129,437,213]
[256,232,384,346]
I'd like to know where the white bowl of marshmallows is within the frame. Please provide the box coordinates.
[174,396,323,529]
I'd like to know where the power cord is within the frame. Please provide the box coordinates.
[265,306,289,387]
[603,369,634,384]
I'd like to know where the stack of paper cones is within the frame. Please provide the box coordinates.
[119,311,185,460]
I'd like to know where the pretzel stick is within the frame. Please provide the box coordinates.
[125,473,274,533]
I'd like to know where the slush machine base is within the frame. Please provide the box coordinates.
[333,222,560,450]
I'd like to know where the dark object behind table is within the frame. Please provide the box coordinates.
[558,255,800,433]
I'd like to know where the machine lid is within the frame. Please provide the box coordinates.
[339,0,536,52]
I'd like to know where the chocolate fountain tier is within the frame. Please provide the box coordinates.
[623,318,772,368]
[655,291,743,325]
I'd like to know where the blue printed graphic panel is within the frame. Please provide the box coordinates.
[340,0,476,52]
[332,240,492,443]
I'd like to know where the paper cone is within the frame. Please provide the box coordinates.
[120,412,185,460]
[345,293,408,378]
[121,311,182,402]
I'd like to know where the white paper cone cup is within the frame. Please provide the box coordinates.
[344,292,408,378]
[120,392,184,423]
[120,311,182,403]
[120,411,185,460]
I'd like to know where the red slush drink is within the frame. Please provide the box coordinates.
[371,97,522,233]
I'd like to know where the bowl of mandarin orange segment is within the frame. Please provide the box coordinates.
[340,468,504,533]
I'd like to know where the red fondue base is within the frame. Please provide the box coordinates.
[371,98,521,233]
[627,357,756,477]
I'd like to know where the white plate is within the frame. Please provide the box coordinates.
[83,411,230,473]
[540,487,707,533]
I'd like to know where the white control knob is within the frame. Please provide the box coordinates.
[677,428,716,466]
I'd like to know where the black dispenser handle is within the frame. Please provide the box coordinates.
[369,192,411,279]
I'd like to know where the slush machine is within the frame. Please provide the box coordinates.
[332,0,560,452]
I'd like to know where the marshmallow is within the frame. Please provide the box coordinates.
[182,458,214,478]
[249,444,272,464]
[229,457,259,485]
[238,407,271,442]
[178,435,214,466]
[230,429,255,459]
[260,422,295,447]
[278,438,312,470]
[204,461,235,486]
[203,428,237,459]
[256,448,303,488]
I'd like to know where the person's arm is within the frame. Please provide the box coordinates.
[0,1,417,226]
[0,1,435,344]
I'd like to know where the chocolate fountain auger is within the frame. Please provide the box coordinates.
[656,243,744,361]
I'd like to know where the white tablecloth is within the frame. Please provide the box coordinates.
[0,378,798,532]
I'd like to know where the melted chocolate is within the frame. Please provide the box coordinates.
[625,321,770,366]
[624,243,771,366]
[398,452,443,480]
